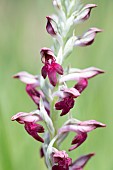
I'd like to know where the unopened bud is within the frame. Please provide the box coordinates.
[74,4,97,24]
[74,28,102,47]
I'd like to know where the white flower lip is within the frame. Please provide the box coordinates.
[59,67,104,83]
[13,71,39,85]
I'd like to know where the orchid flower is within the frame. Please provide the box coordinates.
[40,47,63,86]
[11,111,44,143]
[59,119,106,151]
[51,149,95,170]
[52,150,72,170]
[13,71,50,113]
[54,87,80,116]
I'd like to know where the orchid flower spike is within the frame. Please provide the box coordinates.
[11,1,106,169]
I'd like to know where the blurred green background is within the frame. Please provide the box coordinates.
[0,0,113,169]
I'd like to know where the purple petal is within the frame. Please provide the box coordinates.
[55,100,64,110]
[13,71,39,85]
[55,96,75,116]
[53,63,63,75]
[61,108,72,116]
[70,153,95,170]
[26,84,41,107]
[25,123,44,143]
[48,68,57,86]
[26,84,50,112]
[41,65,48,79]
[74,28,102,47]
[53,150,72,169]
[74,79,88,93]
[55,100,71,116]
[52,165,69,170]
[69,133,87,151]
[40,147,44,158]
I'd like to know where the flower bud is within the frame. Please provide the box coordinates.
[74,4,97,24]
[46,16,63,45]
[46,16,58,36]
[74,27,102,47]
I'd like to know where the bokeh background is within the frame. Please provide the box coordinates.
[0,0,113,169]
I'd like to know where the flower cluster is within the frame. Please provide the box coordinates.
[11,0,106,170]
